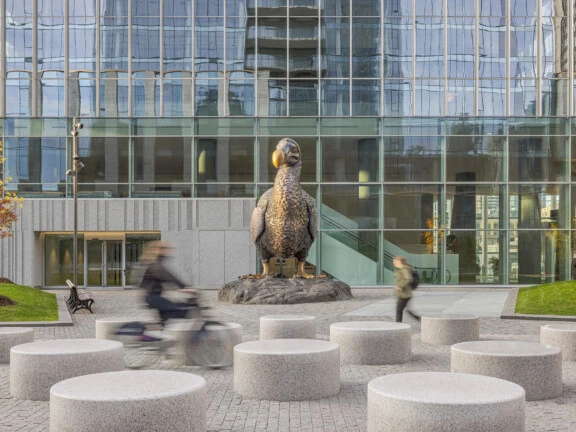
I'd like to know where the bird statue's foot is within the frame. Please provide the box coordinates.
[293,261,315,279]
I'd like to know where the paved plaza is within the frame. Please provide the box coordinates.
[1,289,575,431]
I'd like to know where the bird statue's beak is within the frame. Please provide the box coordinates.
[272,149,285,168]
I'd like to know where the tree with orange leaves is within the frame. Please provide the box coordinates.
[0,141,24,239]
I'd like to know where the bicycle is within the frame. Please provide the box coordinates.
[115,292,236,370]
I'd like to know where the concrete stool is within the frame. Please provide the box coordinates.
[260,315,316,340]
[421,314,480,345]
[541,324,576,362]
[330,321,411,365]
[165,321,242,366]
[234,339,340,401]
[10,339,124,401]
[95,317,153,341]
[0,328,34,364]
[367,372,525,432]
[50,370,206,432]
[451,341,562,401]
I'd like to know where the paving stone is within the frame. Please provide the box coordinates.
[0,289,575,431]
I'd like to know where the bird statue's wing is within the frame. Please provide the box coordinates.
[250,189,272,243]
[303,191,317,241]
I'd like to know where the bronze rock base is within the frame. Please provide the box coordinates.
[218,277,353,305]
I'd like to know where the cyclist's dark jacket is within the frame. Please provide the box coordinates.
[140,258,186,296]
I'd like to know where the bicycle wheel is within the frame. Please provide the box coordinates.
[185,321,235,369]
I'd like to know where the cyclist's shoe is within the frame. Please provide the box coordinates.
[140,333,162,342]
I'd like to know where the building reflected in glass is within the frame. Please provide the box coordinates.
[2,0,576,287]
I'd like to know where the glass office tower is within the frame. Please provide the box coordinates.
[2,0,576,286]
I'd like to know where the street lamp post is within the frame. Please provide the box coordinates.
[68,118,84,286]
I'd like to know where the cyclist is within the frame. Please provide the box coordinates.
[139,241,197,326]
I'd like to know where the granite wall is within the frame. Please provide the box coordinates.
[0,198,257,288]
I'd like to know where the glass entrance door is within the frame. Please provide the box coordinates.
[106,241,123,287]
[86,239,124,287]
[87,240,104,286]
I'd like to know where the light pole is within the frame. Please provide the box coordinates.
[67,117,84,286]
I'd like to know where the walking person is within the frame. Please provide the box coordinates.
[393,256,420,322]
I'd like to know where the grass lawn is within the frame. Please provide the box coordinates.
[0,284,58,322]
[515,281,576,316]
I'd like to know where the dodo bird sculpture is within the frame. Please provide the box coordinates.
[250,138,317,278]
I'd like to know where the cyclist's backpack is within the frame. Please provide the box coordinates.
[411,271,420,289]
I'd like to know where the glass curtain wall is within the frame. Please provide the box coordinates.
[5,116,575,286]
[3,0,574,117]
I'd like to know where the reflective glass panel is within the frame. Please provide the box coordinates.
[196,138,254,182]
[384,18,413,79]
[352,80,380,116]
[38,17,65,71]
[384,136,442,182]
[229,78,255,116]
[100,79,129,116]
[509,184,568,229]
[195,79,220,116]
[132,17,160,72]
[322,18,350,78]
[415,80,444,116]
[68,79,97,117]
[289,18,319,78]
[257,18,287,77]
[227,17,253,72]
[257,80,288,116]
[416,18,443,78]
[77,137,129,183]
[509,230,569,284]
[40,80,65,116]
[384,185,441,229]
[6,80,31,117]
[289,80,319,116]
[479,18,506,79]
[322,80,350,116]
[446,134,504,182]
[6,17,33,71]
[384,80,413,116]
[69,17,97,72]
[352,18,381,78]
[134,137,192,183]
[447,18,474,78]
[322,137,379,182]
[510,79,537,116]
[446,185,504,230]
[478,80,506,116]
[322,185,380,230]
[446,230,506,284]
[100,17,129,71]
[509,136,568,182]
[4,138,66,184]
[163,18,193,72]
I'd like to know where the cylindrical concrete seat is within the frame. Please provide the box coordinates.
[95,317,153,341]
[451,341,562,401]
[234,339,340,401]
[330,321,411,365]
[10,339,124,401]
[50,370,206,432]
[259,315,316,340]
[367,372,525,432]
[541,324,576,362]
[421,314,480,345]
[165,321,242,366]
[0,328,34,364]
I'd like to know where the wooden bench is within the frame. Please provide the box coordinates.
[65,279,95,314]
